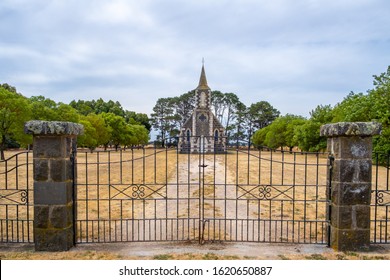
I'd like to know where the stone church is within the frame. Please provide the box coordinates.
[179,64,226,153]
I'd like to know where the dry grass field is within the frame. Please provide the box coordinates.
[73,147,388,244]
[1,242,390,260]
[0,147,389,259]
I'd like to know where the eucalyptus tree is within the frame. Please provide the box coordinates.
[0,86,31,159]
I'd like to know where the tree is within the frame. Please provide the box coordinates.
[231,102,248,142]
[330,66,390,156]
[247,101,280,131]
[101,113,128,150]
[29,96,59,120]
[210,91,244,137]
[29,97,81,123]
[77,114,112,152]
[56,103,80,123]
[70,98,125,117]
[87,114,112,147]
[150,98,176,147]
[251,125,270,148]
[171,91,196,128]
[0,86,31,159]
[1,83,17,93]
[332,92,372,122]
[69,100,94,116]
[125,111,152,131]
[293,105,333,152]
[210,90,226,122]
[252,114,305,151]
[369,66,390,156]
[94,98,125,116]
[293,121,324,152]
[77,119,98,152]
[123,124,150,148]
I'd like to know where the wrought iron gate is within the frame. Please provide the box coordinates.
[0,151,33,243]
[371,152,390,243]
[75,136,330,244]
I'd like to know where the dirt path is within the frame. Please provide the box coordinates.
[163,154,237,241]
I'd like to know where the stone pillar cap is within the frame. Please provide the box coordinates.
[320,122,381,137]
[25,120,84,136]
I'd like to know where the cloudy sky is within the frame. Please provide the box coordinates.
[1,0,390,117]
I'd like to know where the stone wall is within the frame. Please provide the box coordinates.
[25,121,83,251]
[320,122,381,251]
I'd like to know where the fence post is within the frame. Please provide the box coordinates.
[320,122,381,251]
[25,121,83,251]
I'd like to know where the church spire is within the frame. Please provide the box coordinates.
[197,60,210,90]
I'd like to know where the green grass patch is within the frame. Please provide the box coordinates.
[202,253,219,260]
[153,254,174,260]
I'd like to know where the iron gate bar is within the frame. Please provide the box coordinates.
[371,152,390,243]
[327,155,334,247]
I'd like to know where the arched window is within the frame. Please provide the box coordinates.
[186,130,191,142]
[214,130,219,141]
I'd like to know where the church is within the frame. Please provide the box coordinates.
[179,64,226,153]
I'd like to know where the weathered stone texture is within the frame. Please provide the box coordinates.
[33,136,65,158]
[331,183,371,205]
[34,182,73,205]
[34,159,49,181]
[320,122,382,137]
[34,227,74,251]
[27,121,81,252]
[331,228,370,251]
[49,204,73,228]
[332,159,372,183]
[321,122,381,251]
[25,120,84,136]
[327,137,372,159]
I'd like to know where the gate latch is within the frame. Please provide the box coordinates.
[198,164,208,168]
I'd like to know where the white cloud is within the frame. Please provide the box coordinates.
[85,0,154,26]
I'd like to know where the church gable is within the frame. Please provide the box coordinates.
[212,113,224,130]
[181,113,193,130]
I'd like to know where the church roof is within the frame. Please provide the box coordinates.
[196,65,210,90]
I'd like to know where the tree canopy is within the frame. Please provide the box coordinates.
[0,85,151,155]
[150,90,279,144]
[0,86,31,159]
[1,65,389,155]
[252,66,390,153]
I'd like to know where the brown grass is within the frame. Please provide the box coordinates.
[1,245,389,260]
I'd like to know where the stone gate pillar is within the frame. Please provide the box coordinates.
[320,122,381,251]
[25,121,83,251]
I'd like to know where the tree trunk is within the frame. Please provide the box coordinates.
[161,131,165,148]
[0,137,6,160]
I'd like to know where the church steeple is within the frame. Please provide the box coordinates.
[179,61,226,153]
[197,62,210,90]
